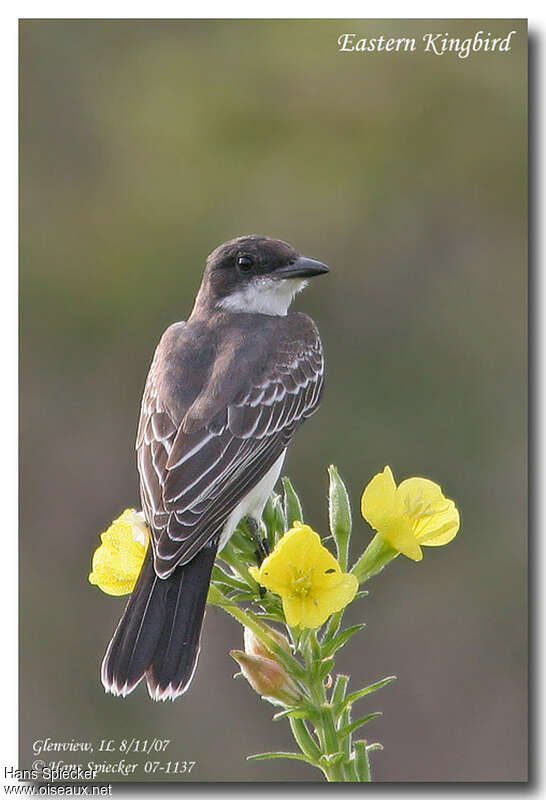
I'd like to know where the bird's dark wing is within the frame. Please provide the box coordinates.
[136,314,324,578]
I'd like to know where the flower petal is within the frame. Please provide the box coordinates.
[305,550,344,588]
[283,572,358,628]
[397,477,450,518]
[397,478,460,547]
[361,467,422,560]
[376,528,423,561]
[251,524,327,594]
[313,573,359,617]
[282,594,325,629]
[361,466,403,533]
[282,595,308,627]
[267,524,324,569]
[414,500,460,546]
[88,509,149,595]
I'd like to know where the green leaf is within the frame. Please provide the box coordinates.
[318,657,335,680]
[247,752,317,766]
[218,538,256,577]
[262,494,277,535]
[344,756,360,782]
[341,676,396,711]
[225,591,259,603]
[309,630,321,660]
[282,476,304,526]
[253,611,286,623]
[211,566,250,592]
[339,707,352,759]
[262,493,286,547]
[366,742,383,752]
[212,599,306,679]
[289,718,322,761]
[328,465,352,570]
[338,712,382,738]
[331,674,350,706]
[253,613,286,626]
[273,496,287,543]
[322,624,366,658]
[318,752,345,766]
[229,527,257,555]
[354,740,371,782]
[234,522,263,556]
[212,582,247,597]
[322,610,343,642]
[206,583,232,607]
[272,708,311,721]
[264,644,306,681]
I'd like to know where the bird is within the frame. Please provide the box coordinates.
[101,235,329,701]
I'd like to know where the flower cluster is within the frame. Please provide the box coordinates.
[90,465,460,781]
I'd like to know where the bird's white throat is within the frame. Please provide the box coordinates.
[218,277,307,316]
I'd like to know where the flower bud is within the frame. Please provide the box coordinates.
[243,625,290,660]
[230,650,301,706]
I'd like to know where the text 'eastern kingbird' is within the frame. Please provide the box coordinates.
[101,235,329,701]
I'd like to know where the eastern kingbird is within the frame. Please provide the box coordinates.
[101,235,328,701]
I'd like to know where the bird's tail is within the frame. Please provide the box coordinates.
[101,541,219,701]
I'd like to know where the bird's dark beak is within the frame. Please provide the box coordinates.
[275,256,330,280]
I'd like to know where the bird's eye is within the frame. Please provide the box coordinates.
[237,255,254,272]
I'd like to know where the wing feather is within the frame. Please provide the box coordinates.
[137,315,324,577]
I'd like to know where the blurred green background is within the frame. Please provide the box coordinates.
[20,19,527,782]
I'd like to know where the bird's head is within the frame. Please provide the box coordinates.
[193,235,329,317]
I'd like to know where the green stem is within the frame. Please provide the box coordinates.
[351,533,398,585]
[343,755,359,782]
[207,586,304,678]
[354,740,371,782]
[209,485,396,783]
[211,580,379,781]
[319,706,345,782]
[298,633,345,783]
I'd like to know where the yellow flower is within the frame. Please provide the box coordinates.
[249,522,358,628]
[88,509,149,595]
[360,466,460,561]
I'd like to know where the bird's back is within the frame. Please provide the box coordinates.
[135,309,324,576]
[138,310,322,440]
